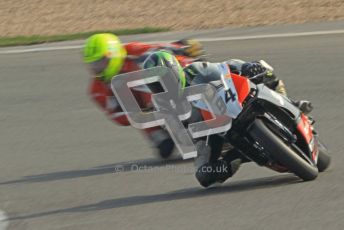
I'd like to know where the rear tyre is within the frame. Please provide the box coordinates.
[249,119,318,181]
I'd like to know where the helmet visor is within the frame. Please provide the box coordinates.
[87,57,110,75]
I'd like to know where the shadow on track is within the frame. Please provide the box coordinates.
[0,157,192,185]
[8,174,300,221]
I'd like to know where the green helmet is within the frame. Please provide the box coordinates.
[142,51,186,89]
[83,33,127,82]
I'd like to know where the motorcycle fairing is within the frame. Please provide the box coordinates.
[230,73,251,105]
[256,84,301,119]
[217,63,243,119]
[191,63,245,136]
[297,114,318,162]
[255,84,317,162]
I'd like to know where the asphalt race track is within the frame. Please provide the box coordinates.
[1,22,344,230]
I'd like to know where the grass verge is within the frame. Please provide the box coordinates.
[0,27,170,47]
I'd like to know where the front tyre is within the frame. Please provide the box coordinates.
[316,138,331,172]
[249,119,318,181]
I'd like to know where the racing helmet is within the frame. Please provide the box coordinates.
[83,33,127,82]
[142,51,186,89]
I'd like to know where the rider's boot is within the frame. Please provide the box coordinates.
[194,141,243,188]
[195,158,242,188]
[149,129,175,159]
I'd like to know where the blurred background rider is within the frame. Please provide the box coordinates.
[83,33,204,159]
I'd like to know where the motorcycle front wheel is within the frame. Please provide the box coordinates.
[315,137,331,172]
[249,119,318,181]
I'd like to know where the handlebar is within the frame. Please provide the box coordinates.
[248,70,269,81]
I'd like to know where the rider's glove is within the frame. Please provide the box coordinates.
[232,60,289,97]
[176,39,205,57]
[241,62,267,79]
[242,61,280,86]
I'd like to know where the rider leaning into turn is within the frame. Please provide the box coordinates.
[142,51,313,187]
[83,33,203,159]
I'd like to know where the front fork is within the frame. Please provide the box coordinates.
[226,123,290,173]
[227,112,317,173]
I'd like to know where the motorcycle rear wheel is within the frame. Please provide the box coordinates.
[249,119,318,181]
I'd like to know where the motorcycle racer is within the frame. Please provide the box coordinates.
[83,33,204,159]
[142,51,314,187]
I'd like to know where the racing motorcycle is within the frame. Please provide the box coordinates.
[193,61,331,181]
